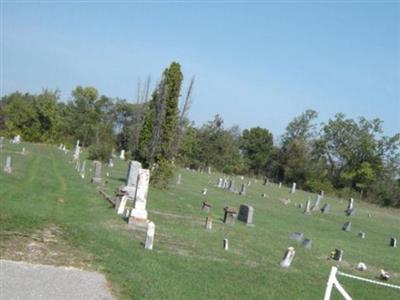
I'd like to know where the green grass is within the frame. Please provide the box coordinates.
[1,142,399,299]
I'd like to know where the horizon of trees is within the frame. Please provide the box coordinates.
[1,62,399,207]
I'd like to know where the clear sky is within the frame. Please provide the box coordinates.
[2,1,400,137]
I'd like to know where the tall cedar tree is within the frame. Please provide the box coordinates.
[137,62,183,168]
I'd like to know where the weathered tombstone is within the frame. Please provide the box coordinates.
[304,199,311,214]
[223,238,229,250]
[91,161,102,184]
[223,178,228,189]
[320,190,325,198]
[238,204,254,225]
[358,231,366,239]
[345,198,355,216]
[278,182,282,189]
[177,173,182,185]
[239,184,246,196]
[202,201,212,212]
[302,238,312,249]
[58,143,63,150]
[21,147,26,155]
[289,232,304,242]
[216,177,223,188]
[144,221,155,250]
[321,203,330,214]
[223,207,237,225]
[228,180,235,192]
[73,140,80,162]
[205,216,212,230]
[116,195,129,215]
[80,160,86,179]
[201,188,208,195]
[3,156,12,173]
[312,195,322,211]
[390,237,397,248]
[298,203,303,209]
[129,169,150,225]
[280,247,295,268]
[207,166,211,175]
[123,161,142,198]
[291,182,296,194]
[333,249,343,261]
[357,262,367,271]
[342,221,352,232]
[12,135,21,144]
[119,149,125,160]
[108,158,114,167]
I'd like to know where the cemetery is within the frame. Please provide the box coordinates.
[0,140,399,299]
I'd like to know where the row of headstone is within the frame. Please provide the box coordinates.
[112,160,154,250]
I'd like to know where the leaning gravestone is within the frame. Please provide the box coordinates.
[116,195,129,215]
[80,160,86,179]
[129,169,150,226]
[4,156,12,174]
[205,217,212,230]
[91,161,102,184]
[312,195,322,211]
[342,221,352,232]
[280,247,295,268]
[304,199,311,214]
[144,221,155,250]
[321,203,330,214]
[223,207,237,225]
[291,182,296,194]
[238,204,254,225]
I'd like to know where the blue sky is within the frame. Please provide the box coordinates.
[2,1,399,137]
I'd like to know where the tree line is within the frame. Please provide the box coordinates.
[1,62,399,207]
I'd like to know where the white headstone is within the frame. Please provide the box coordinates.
[130,169,150,221]
[304,199,311,214]
[108,158,114,167]
[145,221,155,250]
[177,173,182,185]
[280,247,295,267]
[278,182,282,189]
[80,160,86,179]
[116,195,129,215]
[223,238,229,250]
[119,150,125,160]
[4,156,12,173]
[12,135,21,144]
[291,182,296,194]
[73,140,80,161]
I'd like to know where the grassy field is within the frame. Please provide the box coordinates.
[1,142,399,299]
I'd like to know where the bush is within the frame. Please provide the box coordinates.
[88,143,112,162]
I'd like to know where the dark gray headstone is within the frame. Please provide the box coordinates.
[289,232,304,242]
[342,221,352,232]
[302,238,312,249]
[238,204,254,225]
[321,203,330,214]
[333,249,343,261]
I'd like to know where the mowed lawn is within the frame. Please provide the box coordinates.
[1,142,399,299]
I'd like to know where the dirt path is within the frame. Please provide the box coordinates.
[0,260,113,300]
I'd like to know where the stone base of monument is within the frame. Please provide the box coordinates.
[128,209,148,227]
[91,177,102,184]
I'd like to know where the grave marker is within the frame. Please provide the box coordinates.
[280,247,295,268]
[238,204,254,225]
[144,222,155,250]
[342,221,352,232]
[129,169,150,225]
[4,156,12,173]
[223,207,237,225]
[91,161,102,184]
[205,217,212,230]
